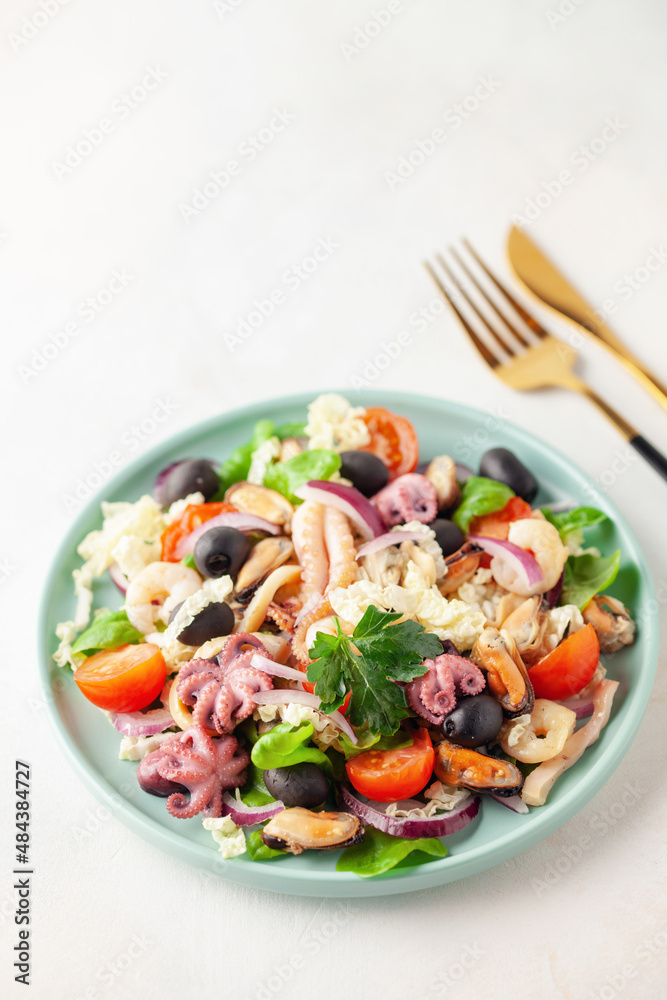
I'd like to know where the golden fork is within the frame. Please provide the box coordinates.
[424,240,667,485]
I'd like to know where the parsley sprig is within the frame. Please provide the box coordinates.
[306,605,442,736]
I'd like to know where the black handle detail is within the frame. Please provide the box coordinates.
[630,435,667,483]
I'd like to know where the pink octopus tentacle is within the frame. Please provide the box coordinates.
[449,658,486,697]
[190,680,222,730]
[373,473,438,526]
[216,633,268,670]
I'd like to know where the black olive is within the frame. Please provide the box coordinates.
[161,460,220,507]
[442,694,504,748]
[429,518,465,557]
[263,763,329,808]
[193,526,250,579]
[479,449,538,503]
[339,451,390,497]
[168,601,234,645]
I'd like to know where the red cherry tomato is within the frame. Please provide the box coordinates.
[346,728,434,802]
[360,407,419,481]
[161,502,236,561]
[469,496,533,539]
[74,643,167,713]
[528,625,600,700]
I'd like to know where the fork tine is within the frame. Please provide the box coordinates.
[436,252,516,357]
[449,245,531,349]
[462,238,547,339]
[423,260,500,370]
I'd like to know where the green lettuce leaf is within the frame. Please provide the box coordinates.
[542,506,607,547]
[561,550,621,609]
[239,761,275,808]
[274,421,306,440]
[250,722,333,777]
[452,476,515,533]
[336,827,448,878]
[264,450,341,504]
[245,830,285,861]
[218,419,276,492]
[71,610,143,656]
[337,730,414,761]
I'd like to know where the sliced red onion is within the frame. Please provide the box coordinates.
[173,512,280,560]
[556,697,595,720]
[490,793,529,814]
[250,653,307,685]
[221,791,285,826]
[468,534,543,589]
[108,562,128,595]
[111,707,175,737]
[253,689,357,744]
[295,480,386,541]
[340,786,480,838]
[545,569,565,608]
[355,530,426,560]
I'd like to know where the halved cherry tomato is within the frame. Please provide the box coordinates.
[74,643,167,712]
[302,679,351,715]
[469,496,533,540]
[161,502,236,561]
[528,624,600,700]
[360,407,419,481]
[345,727,434,802]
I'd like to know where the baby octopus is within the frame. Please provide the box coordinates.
[136,724,248,819]
[406,649,486,725]
[176,634,273,733]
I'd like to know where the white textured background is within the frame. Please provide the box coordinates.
[2,1,667,998]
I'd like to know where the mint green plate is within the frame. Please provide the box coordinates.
[39,391,658,896]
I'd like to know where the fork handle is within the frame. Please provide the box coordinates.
[575,381,667,484]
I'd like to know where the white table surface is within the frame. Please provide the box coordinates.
[3,1,667,997]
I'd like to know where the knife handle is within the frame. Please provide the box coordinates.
[630,435,667,484]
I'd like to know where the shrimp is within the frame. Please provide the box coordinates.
[492,518,568,597]
[125,561,203,635]
[291,501,328,599]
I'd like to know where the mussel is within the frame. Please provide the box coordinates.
[472,627,534,718]
[234,536,294,592]
[433,740,524,797]
[224,482,294,529]
[260,807,364,855]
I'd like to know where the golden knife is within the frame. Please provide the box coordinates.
[507,224,667,412]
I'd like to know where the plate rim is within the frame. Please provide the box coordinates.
[38,389,659,896]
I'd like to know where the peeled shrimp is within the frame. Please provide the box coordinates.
[125,561,202,635]
[291,501,328,599]
[492,519,568,597]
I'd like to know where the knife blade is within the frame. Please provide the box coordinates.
[507,225,667,412]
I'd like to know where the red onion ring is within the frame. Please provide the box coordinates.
[295,480,386,540]
[556,697,595,720]
[253,689,357,744]
[108,562,128,595]
[250,653,306,685]
[111,707,175,737]
[489,793,529,814]
[221,791,285,826]
[355,530,427,560]
[173,512,280,560]
[340,786,480,838]
[468,533,543,589]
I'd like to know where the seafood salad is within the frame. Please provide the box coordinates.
[54,394,636,878]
